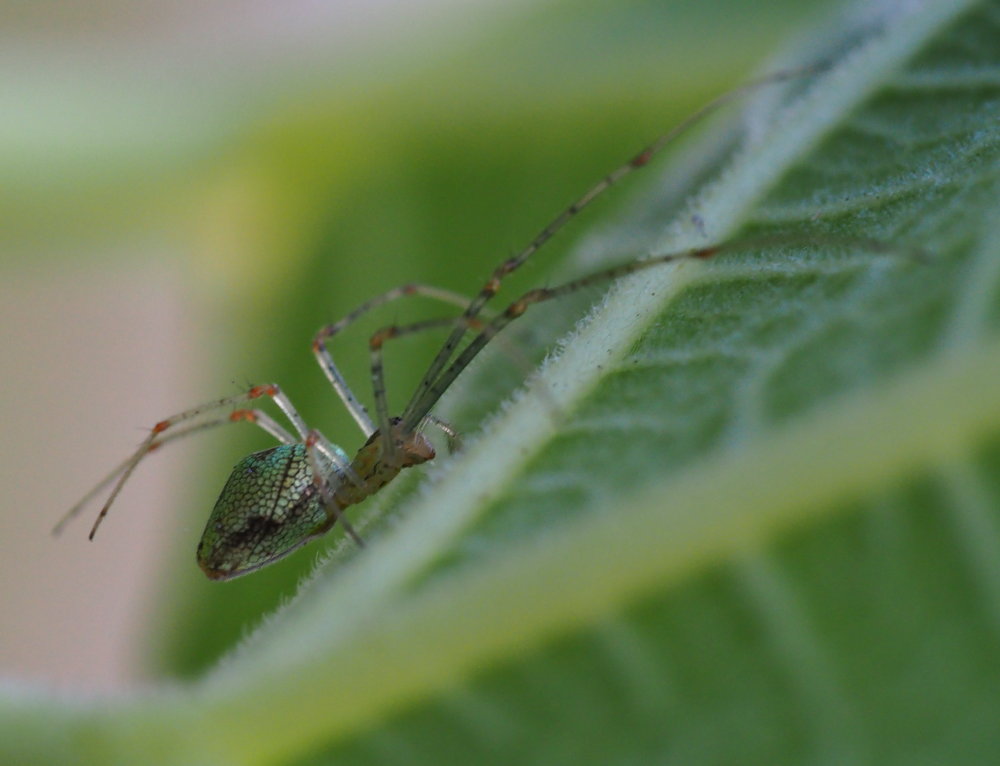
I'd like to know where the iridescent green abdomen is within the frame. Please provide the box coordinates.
[197,444,335,580]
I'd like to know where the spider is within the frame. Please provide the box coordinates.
[54,64,855,580]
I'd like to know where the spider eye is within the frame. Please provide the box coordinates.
[197,444,335,580]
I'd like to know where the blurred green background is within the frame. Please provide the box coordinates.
[0,0,833,688]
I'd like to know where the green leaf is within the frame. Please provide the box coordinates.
[4,0,999,763]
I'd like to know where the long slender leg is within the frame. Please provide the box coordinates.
[368,315,563,452]
[306,428,362,487]
[401,234,917,426]
[303,430,365,547]
[53,412,294,537]
[368,312,562,456]
[312,284,480,437]
[400,64,828,427]
[368,315,484,450]
[59,383,315,539]
[368,314,559,452]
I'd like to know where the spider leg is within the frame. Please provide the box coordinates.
[369,312,562,456]
[312,283,480,438]
[401,234,918,425]
[305,428,362,487]
[401,64,829,427]
[365,309,549,455]
[368,316,482,455]
[303,430,365,547]
[53,413,287,537]
[57,383,316,539]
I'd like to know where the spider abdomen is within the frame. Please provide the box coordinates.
[197,444,335,580]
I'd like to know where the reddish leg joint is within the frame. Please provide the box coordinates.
[631,149,653,167]
[370,328,397,349]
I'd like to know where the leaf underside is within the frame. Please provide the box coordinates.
[5,0,1000,764]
